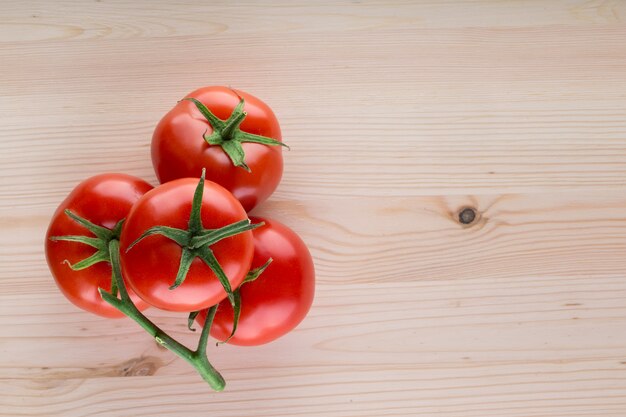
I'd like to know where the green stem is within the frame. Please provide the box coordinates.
[101,240,225,391]
[197,304,217,354]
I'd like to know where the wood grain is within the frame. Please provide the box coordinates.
[2,1,626,416]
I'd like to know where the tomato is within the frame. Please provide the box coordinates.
[198,216,315,346]
[119,177,255,312]
[45,174,153,318]
[152,86,285,212]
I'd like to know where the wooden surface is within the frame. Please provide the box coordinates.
[2,1,626,416]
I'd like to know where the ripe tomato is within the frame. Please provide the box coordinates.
[198,216,315,346]
[45,174,153,318]
[151,86,284,212]
[119,177,255,312]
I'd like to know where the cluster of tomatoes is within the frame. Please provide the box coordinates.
[45,86,315,389]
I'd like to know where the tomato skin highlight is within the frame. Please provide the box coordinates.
[199,216,315,346]
[45,174,153,318]
[119,178,254,312]
[152,86,283,212]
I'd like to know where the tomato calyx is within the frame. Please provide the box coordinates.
[125,169,263,305]
[189,258,273,344]
[183,96,289,172]
[241,258,273,285]
[217,257,273,344]
[49,210,124,295]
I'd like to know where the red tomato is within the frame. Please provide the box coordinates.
[198,216,315,346]
[119,178,254,312]
[151,86,284,212]
[45,174,153,318]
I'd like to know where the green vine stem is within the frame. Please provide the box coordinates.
[100,239,226,391]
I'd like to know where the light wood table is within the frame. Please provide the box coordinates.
[2,1,626,416]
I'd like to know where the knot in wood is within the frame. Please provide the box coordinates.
[458,207,477,225]
[119,356,160,377]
